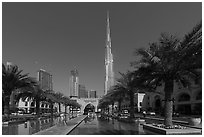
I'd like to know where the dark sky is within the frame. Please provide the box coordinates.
[2,2,201,97]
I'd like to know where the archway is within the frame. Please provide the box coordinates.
[76,98,99,113]
[84,103,95,115]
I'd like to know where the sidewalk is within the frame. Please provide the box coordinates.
[33,115,87,135]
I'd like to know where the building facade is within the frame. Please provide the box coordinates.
[118,75,202,115]
[17,69,54,114]
[89,90,97,98]
[37,69,53,91]
[142,79,202,115]
[104,12,114,95]
[78,84,88,98]
[69,69,79,98]
[18,98,53,114]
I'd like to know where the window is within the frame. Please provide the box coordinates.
[139,102,142,106]
[178,93,190,102]
[196,91,202,100]
[24,123,27,128]
[25,102,28,106]
[31,102,35,106]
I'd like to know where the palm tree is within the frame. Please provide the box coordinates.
[62,96,71,114]
[131,22,201,126]
[116,71,138,118]
[16,85,47,117]
[45,91,58,117]
[69,100,81,115]
[104,90,117,115]
[2,63,37,116]
[98,96,112,115]
[55,92,64,113]
[112,84,126,113]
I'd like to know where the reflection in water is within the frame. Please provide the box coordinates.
[2,114,76,135]
[70,114,151,135]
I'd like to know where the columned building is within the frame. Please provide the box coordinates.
[104,12,114,95]
[69,69,79,98]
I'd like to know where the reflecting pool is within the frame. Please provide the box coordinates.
[69,114,156,135]
[2,113,77,135]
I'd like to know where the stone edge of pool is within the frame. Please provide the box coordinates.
[66,115,88,135]
[33,115,87,135]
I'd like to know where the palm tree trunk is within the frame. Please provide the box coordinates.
[129,91,135,118]
[4,95,10,117]
[50,102,54,117]
[58,103,61,113]
[164,79,174,127]
[111,103,114,115]
[118,99,121,113]
[36,99,40,117]
[2,99,5,115]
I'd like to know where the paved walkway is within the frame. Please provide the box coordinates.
[33,115,87,135]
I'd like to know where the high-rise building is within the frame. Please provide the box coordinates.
[104,12,114,95]
[89,90,97,98]
[78,84,88,98]
[37,69,53,91]
[69,69,79,98]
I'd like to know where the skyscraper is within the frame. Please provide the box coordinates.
[69,69,79,98]
[37,69,53,91]
[89,90,97,98]
[104,12,114,95]
[78,84,88,98]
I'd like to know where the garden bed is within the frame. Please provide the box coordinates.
[143,123,201,135]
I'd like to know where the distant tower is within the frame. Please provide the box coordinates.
[69,69,79,98]
[104,12,114,95]
[37,69,53,91]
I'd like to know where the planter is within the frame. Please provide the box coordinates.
[188,117,201,126]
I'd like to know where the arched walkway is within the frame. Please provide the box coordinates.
[74,98,99,113]
[84,103,95,114]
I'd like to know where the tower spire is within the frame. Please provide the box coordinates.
[106,11,111,44]
[104,11,114,95]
